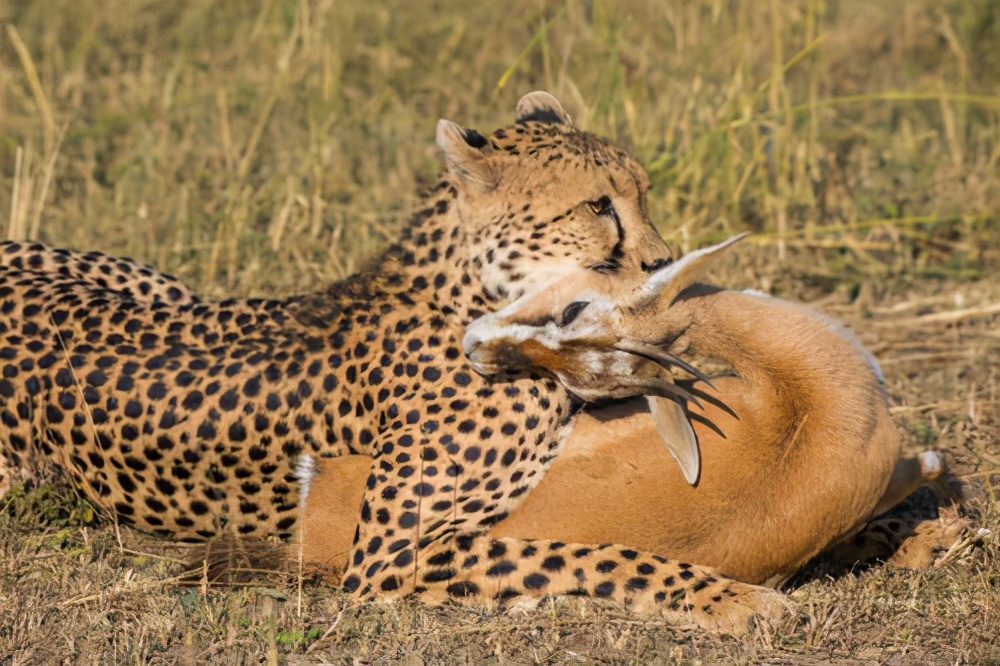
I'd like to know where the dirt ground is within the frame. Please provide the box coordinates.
[1,1,999,664]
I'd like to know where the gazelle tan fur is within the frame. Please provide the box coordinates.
[298,235,940,587]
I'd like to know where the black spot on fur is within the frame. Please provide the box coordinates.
[594,581,615,597]
[463,129,488,148]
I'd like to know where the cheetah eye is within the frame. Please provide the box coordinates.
[641,257,674,273]
[560,301,589,326]
[587,260,619,274]
[586,196,614,217]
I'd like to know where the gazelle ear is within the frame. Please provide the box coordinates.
[436,119,498,186]
[647,396,700,485]
[515,91,573,126]
[635,233,748,311]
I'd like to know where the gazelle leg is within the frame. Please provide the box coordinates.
[871,451,943,517]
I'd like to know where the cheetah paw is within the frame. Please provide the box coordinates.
[664,581,792,635]
[887,504,971,570]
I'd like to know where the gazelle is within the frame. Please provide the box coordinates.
[298,234,941,590]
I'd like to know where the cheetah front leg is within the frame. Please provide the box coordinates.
[354,527,789,635]
[343,418,789,635]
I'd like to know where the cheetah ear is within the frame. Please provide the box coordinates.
[515,91,573,126]
[436,119,498,187]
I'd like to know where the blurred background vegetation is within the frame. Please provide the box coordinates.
[1,0,998,298]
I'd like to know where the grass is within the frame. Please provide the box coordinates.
[1,0,999,663]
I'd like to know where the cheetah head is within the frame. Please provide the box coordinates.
[438,91,674,323]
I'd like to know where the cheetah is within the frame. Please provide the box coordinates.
[0,92,785,633]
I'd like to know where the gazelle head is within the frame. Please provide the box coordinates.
[463,233,748,484]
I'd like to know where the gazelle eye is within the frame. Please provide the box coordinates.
[587,196,613,216]
[560,301,589,326]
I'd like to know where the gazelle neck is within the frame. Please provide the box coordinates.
[674,285,886,419]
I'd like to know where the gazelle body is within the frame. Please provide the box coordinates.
[491,286,924,585]
[301,277,935,586]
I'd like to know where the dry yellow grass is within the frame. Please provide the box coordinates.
[1,0,999,663]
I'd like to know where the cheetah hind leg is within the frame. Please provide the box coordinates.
[377,534,792,635]
[823,451,968,570]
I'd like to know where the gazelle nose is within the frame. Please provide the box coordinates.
[466,347,495,376]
